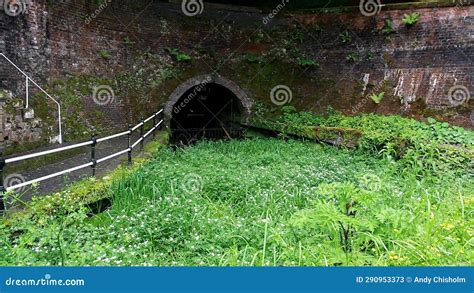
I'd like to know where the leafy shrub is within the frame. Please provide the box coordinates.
[258,111,473,176]
[288,177,473,265]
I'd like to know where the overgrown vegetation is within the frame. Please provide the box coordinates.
[0,113,472,266]
[255,108,473,177]
[32,75,111,142]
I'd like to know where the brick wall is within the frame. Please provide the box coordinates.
[292,4,473,110]
[0,0,472,134]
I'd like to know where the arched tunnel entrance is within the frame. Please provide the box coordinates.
[165,75,252,145]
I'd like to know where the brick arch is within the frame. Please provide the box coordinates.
[164,74,253,126]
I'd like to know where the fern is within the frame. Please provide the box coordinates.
[402,13,420,26]
[381,19,396,35]
[370,92,385,104]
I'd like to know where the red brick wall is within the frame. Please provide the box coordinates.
[1,0,472,127]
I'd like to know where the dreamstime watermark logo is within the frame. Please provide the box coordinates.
[173,76,212,114]
[5,274,85,287]
[270,85,293,106]
[181,173,203,194]
[4,173,26,193]
[454,0,471,7]
[263,0,290,25]
[1,0,31,17]
[437,0,470,25]
[92,85,115,106]
[448,85,470,107]
[84,0,112,25]
[181,0,204,17]
[359,0,382,17]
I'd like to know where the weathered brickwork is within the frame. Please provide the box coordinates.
[0,90,43,148]
[0,0,472,141]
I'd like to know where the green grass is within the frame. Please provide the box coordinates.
[1,136,472,266]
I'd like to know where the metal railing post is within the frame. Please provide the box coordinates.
[58,103,63,144]
[140,117,145,151]
[159,111,164,130]
[25,77,29,109]
[152,113,157,139]
[91,134,97,176]
[0,154,6,215]
[127,124,132,165]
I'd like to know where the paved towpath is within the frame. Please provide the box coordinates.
[3,132,157,208]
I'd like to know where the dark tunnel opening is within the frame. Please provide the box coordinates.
[170,83,244,145]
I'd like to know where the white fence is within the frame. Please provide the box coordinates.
[0,109,164,213]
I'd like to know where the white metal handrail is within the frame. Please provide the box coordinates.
[96,130,131,143]
[1,109,164,196]
[131,122,144,132]
[6,162,94,192]
[4,111,160,164]
[143,115,155,124]
[132,120,163,149]
[145,120,163,138]
[5,141,93,164]
[131,137,144,149]
[96,148,131,164]
[0,53,63,144]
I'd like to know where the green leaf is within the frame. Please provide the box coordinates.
[370,92,385,104]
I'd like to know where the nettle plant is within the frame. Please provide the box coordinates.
[290,182,379,254]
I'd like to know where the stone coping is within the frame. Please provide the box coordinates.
[166,0,471,14]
